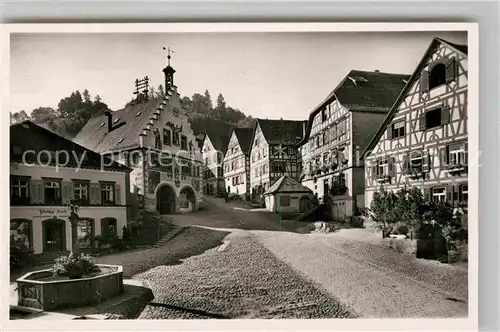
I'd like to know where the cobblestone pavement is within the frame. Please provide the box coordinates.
[136,231,357,319]
[253,231,468,318]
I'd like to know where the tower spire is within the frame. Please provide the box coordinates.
[162,46,176,90]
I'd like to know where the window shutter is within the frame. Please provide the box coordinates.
[30,179,42,204]
[418,114,426,131]
[402,154,409,174]
[423,187,431,202]
[453,185,460,207]
[445,185,452,203]
[439,147,449,168]
[90,183,100,205]
[420,70,430,93]
[62,181,73,205]
[446,57,457,83]
[422,152,430,172]
[115,184,121,205]
[388,157,395,177]
[372,164,378,179]
[386,125,393,140]
[441,105,451,125]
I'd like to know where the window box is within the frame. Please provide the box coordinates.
[376,175,392,184]
[445,164,467,175]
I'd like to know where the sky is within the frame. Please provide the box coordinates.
[10,31,467,121]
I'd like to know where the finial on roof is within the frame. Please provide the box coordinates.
[163,46,174,66]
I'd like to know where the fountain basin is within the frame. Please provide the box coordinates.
[16,264,124,311]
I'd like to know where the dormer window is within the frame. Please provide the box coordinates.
[136,112,142,117]
[113,117,121,124]
[100,122,105,127]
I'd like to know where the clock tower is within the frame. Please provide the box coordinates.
[162,47,176,91]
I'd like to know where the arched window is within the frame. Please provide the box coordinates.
[429,63,446,89]
[10,219,32,250]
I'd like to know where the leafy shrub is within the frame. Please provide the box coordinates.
[10,247,35,268]
[52,252,100,279]
[350,216,365,228]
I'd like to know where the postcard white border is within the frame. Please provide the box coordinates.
[1,22,478,332]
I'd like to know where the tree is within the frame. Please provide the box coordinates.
[157,84,165,98]
[82,89,91,103]
[10,111,30,125]
[203,89,213,109]
[94,95,102,103]
[31,107,57,124]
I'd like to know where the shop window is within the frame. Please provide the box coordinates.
[77,218,93,250]
[10,219,32,250]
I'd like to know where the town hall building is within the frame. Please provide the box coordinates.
[75,52,203,216]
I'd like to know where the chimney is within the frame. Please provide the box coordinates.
[104,111,113,133]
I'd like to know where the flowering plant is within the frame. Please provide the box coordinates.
[52,252,100,279]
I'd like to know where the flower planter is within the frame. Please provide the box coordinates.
[16,264,124,311]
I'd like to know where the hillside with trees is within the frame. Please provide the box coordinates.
[11,85,255,139]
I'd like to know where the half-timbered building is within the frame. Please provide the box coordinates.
[10,121,131,255]
[362,38,468,218]
[201,119,233,197]
[75,55,203,217]
[223,127,254,199]
[296,70,410,221]
[249,119,307,198]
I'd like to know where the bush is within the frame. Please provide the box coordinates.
[350,216,365,228]
[10,247,35,268]
[52,253,100,279]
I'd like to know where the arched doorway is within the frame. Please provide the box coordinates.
[157,184,176,215]
[101,217,117,240]
[180,186,196,212]
[42,219,66,253]
[299,195,313,213]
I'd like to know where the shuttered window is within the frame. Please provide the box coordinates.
[100,182,115,205]
[44,179,62,205]
[73,181,89,206]
[11,176,30,205]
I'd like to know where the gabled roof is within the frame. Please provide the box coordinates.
[296,69,410,147]
[264,175,312,195]
[233,127,254,155]
[203,118,234,154]
[10,121,131,172]
[256,118,307,145]
[74,98,164,153]
[360,37,468,160]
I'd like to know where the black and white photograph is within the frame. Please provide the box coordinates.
[3,23,477,329]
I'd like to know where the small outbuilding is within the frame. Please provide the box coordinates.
[263,175,314,213]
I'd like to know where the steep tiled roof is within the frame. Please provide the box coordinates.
[257,119,307,145]
[361,37,468,160]
[233,127,254,155]
[204,118,234,154]
[264,175,312,195]
[10,121,131,172]
[296,69,410,147]
[74,98,163,153]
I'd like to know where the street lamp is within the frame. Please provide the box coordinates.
[68,200,80,255]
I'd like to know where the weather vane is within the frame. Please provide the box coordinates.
[162,46,174,66]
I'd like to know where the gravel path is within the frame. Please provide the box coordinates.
[136,231,357,319]
[253,231,468,318]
